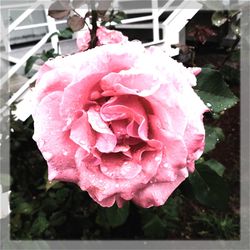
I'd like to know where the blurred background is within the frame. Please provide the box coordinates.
[0,0,241,240]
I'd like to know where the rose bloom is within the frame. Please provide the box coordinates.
[76,26,128,51]
[32,42,208,208]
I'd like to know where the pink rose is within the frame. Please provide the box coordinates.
[76,26,128,51]
[32,42,208,208]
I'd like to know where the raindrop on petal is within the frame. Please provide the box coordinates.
[63,150,68,156]
[43,152,53,161]
[155,156,161,162]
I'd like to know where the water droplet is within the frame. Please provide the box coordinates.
[216,138,220,142]
[43,152,53,161]
[63,150,68,156]
[66,118,73,127]
[206,103,212,108]
[80,140,86,146]
[155,156,161,161]
[10,128,14,132]
[101,166,108,172]
[164,163,169,168]
[167,171,177,182]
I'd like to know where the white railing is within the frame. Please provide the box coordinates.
[0,0,202,120]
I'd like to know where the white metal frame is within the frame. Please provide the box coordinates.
[0,1,64,86]
[0,0,202,120]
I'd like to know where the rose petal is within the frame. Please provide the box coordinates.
[87,107,116,153]
[100,154,142,180]
[110,119,128,137]
[132,175,185,208]
[97,26,129,45]
[33,68,74,107]
[149,115,188,168]
[101,95,148,140]
[32,91,78,182]
[59,43,145,128]
[69,111,96,153]
[76,29,91,51]
[75,147,158,206]
[100,69,161,97]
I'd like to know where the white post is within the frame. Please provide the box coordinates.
[1,1,41,39]
[0,32,54,85]
[162,1,202,55]
[0,15,11,52]
[152,0,160,43]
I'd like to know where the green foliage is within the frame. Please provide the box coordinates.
[59,27,74,39]
[203,159,225,177]
[25,56,39,74]
[220,49,240,85]
[211,11,228,27]
[96,203,130,229]
[188,163,229,210]
[211,11,240,37]
[25,49,59,75]
[30,213,49,237]
[101,10,126,26]
[192,211,239,239]
[139,197,182,238]
[195,67,238,113]
[204,125,224,153]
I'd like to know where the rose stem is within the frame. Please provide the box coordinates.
[89,1,98,49]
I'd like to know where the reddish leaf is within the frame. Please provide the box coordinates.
[67,15,85,32]
[48,0,71,20]
[188,25,217,44]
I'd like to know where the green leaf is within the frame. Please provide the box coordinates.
[203,159,225,177]
[114,11,126,20]
[220,64,240,85]
[25,56,39,74]
[30,214,49,236]
[161,197,181,220]
[50,211,67,226]
[196,67,238,113]
[143,215,166,238]
[59,27,73,38]
[204,125,224,153]
[41,197,58,212]
[96,202,130,228]
[55,188,70,204]
[230,22,241,36]
[15,202,34,215]
[189,163,229,209]
[228,10,240,18]
[211,11,228,27]
[46,180,61,191]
